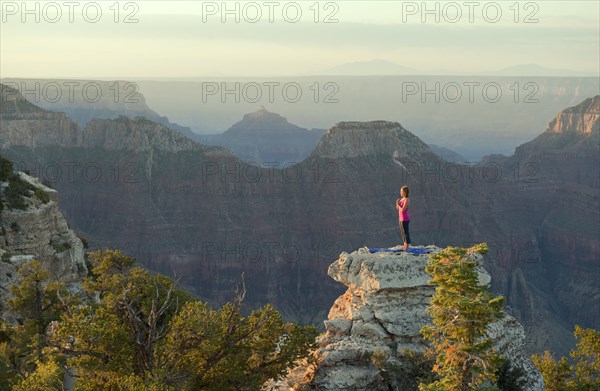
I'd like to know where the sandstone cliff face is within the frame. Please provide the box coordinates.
[0,111,81,149]
[495,96,600,354]
[1,83,81,148]
[267,247,544,391]
[82,116,220,154]
[514,96,599,157]
[0,172,88,320]
[312,121,432,160]
[547,96,600,135]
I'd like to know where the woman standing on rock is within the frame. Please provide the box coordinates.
[396,186,411,250]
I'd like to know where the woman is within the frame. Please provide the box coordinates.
[396,186,411,250]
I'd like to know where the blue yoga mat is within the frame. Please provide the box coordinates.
[367,247,432,255]
[368,247,400,253]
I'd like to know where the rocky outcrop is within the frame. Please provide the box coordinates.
[1,84,81,148]
[0,171,88,321]
[225,106,306,135]
[311,121,432,160]
[0,111,81,149]
[267,246,544,391]
[547,96,600,134]
[82,116,223,154]
[511,95,600,159]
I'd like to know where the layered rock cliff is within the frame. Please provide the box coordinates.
[495,96,600,353]
[547,95,600,135]
[267,246,544,391]
[0,170,88,321]
[0,82,227,155]
[82,116,224,154]
[311,121,433,161]
[0,78,198,141]
[513,96,600,156]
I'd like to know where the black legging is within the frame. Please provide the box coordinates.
[400,220,411,244]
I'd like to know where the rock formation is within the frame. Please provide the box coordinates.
[0,170,88,321]
[492,95,600,353]
[546,96,600,135]
[0,78,199,142]
[200,106,325,166]
[267,246,544,391]
[311,121,432,160]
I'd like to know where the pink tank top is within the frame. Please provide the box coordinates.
[399,198,410,221]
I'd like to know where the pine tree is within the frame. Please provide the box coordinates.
[6,250,318,390]
[532,326,599,391]
[0,154,12,182]
[531,351,572,391]
[419,244,505,391]
[0,260,76,389]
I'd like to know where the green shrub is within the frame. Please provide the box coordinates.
[0,155,12,182]
[532,326,600,391]
[6,174,34,210]
[6,195,27,210]
[78,235,89,249]
[1,251,318,390]
[497,360,526,391]
[34,188,50,204]
[1,252,11,263]
[371,348,437,391]
[50,240,71,253]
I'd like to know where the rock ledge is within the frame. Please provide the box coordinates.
[266,245,544,391]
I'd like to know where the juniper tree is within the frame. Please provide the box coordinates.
[532,326,599,391]
[7,250,317,390]
[0,260,76,389]
[419,244,505,391]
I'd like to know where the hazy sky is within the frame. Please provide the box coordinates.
[1,0,598,77]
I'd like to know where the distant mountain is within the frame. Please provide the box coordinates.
[428,144,470,164]
[224,106,307,134]
[319,59,417,76]
[200,106,325,166]
[317,61,594,77]
[134,76,600,161]
[488,63,592,77]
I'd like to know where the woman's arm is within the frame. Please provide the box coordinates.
[400,198,409,212]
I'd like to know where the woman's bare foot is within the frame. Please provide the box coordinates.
[402,243,408,251]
